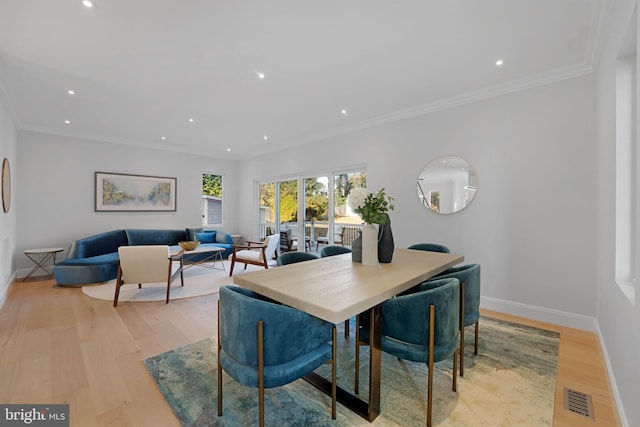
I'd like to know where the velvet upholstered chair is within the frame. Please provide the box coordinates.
[228,234,279,276]
[408,243,451,253]
[320,245,352,258]
[355,277,460,427]
[276,251,319,266]
[217,285,337,426]
[113,245,184,307]
[429,263,481,377]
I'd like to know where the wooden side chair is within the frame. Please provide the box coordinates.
[114,245,184,306]
[228,234,279,276]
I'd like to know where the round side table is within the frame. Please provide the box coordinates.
[23,247,64,281]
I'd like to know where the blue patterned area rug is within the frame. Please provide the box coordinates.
[144,316,559,426]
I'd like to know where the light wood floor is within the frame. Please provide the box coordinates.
[0,277,621,426]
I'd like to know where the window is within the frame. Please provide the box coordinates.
[202,174,223,226]
[615,6,637,305]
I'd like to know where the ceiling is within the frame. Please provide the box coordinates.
[0,0,608,160]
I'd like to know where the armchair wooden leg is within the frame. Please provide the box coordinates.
[452,349,458,392]
[228,259,234,276]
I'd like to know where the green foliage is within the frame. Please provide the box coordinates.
[202,174,222,197]
[354,187,394,225]
[306,195,329,220]
[279,194,298,222]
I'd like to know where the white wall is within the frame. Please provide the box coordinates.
[15,131,238,276]
[0,92,18,306]
[238,74,598,329]
[596,0,639,425]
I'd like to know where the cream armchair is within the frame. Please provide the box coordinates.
[113,245,184,306]
[228,234,279,276]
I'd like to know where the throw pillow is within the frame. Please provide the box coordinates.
[216,231,232,244]
[186,227,204,241]
[195,232,216,243]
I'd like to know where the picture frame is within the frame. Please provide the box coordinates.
[95,172,177,212]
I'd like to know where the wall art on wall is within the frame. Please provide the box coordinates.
[2,157,10,213]
[95,172,177,212]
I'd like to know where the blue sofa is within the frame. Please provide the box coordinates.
[53,227,234,286]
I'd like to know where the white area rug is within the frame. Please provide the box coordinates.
[82,261,269,302]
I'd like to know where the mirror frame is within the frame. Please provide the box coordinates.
[417,155,478,214]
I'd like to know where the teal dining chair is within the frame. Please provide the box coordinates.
[276,251,319,265]
[320,245,352,257]
[354,277,460,427]
[429,263,481,377]
[217,285,337,426]
[408,243,451,253]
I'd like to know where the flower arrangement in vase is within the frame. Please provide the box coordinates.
[347,187,394,265]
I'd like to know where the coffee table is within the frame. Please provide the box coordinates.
[173,246,225,271]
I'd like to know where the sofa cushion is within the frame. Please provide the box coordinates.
[126,229,187,246]
[186,227,204,241]
[195,231,217,243]
[216,231,233,244]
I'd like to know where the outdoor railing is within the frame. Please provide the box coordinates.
[259,221,362,247]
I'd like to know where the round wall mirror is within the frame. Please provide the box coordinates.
[2,157,10,213]
[417,156,478,214]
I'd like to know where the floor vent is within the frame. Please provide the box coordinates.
[563,387,595,420]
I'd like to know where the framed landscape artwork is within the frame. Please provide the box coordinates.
[95,172,177,212]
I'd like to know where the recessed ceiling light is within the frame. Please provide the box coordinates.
[227,148,231,152]
[263,135,268,140]
[161,136,166,140]
[257,72,265,79]
[64,120,70,124]
[67,90,75,95]
[495,59,504,66]
[341,109,348,115]
[82,0,94,8]
[188,118,194,123]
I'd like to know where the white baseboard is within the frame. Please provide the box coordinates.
[480,296,597,331]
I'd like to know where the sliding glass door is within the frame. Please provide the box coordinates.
[257,168,366,252]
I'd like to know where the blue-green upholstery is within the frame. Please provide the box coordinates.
[276,251,319,266]
[429,263,481,377]
[320,245,352,257]
[358,278,460,362]
[355,278,460,426]
[408,243,451,253]
[53,228,234,286]
[218,285,336,424]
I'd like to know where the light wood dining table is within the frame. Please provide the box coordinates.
[233,247,464,422]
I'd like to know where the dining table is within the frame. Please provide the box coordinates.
[232,247,464,422]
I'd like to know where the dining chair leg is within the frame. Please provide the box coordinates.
[475,320,479,354]
[459,282,466,377]
[452,349,458,392]
[427,304,435,427]
[344,318,350,338]
[354,315,360,395]
[258,320,265,427]
[217,300,223,417]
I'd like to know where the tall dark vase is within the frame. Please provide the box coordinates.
[351,231,362,263]
[378,214,394,263]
